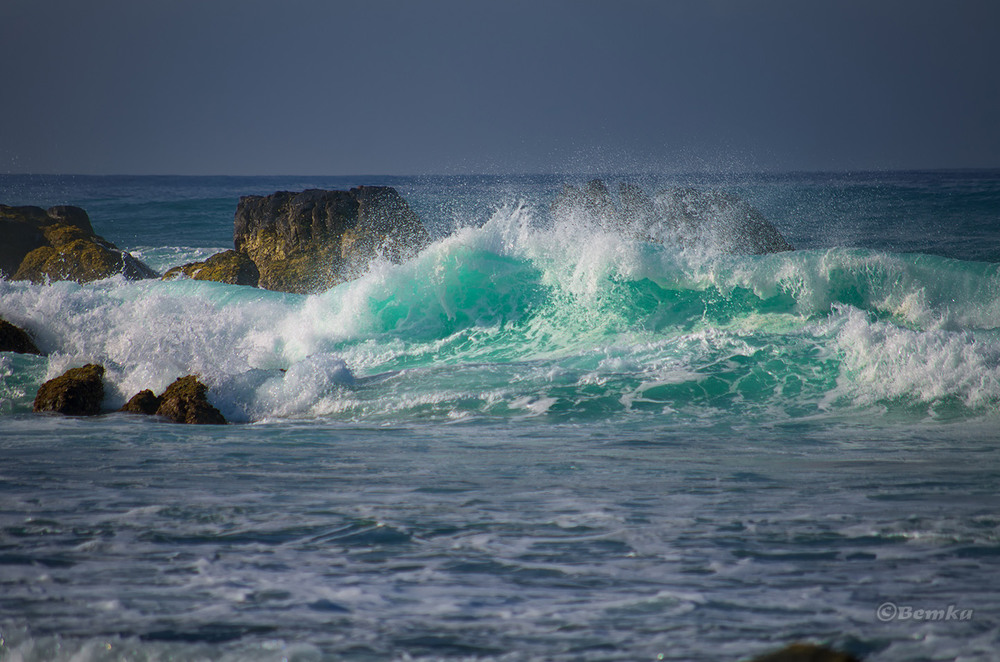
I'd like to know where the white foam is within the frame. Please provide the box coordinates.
[832,304,1000,411]
[4,208,1000,423]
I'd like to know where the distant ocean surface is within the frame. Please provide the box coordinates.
[1,171,999,661]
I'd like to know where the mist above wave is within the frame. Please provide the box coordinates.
[2,197,1000,423]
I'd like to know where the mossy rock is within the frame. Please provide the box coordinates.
[1,206,50,277]
[749,643,860,662]
[255,246,343,294]
[233,187,430,294]
[120,389,162,415]
[162,250,260,287]
[33,364,105,416]
[45,205,94,233]
[0,317,43,355]
[1,204,157,283]
[15,240,119,282]
[42,223,104,248]
[14,233,157,283]
[155,375,226,425]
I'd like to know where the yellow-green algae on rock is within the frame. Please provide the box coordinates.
[1,204,157,283]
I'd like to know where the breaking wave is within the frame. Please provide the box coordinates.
[3,200,1000,424]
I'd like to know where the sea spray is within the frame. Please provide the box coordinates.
[5,200,1000,423]
[2,173,1000,661]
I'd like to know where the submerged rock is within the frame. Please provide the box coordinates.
[1,204,157,283]
[119,389,162,415]
[154,375,226,425]
[749,643,860,662]
[33,364,105,416]
[233,186,430,294]
[551,179,793,255]
[162,250,260,287]
[0,317,43,355]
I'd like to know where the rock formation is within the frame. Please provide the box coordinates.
[749,642,860,662]
[33,367,226,423]
[1,205,157,283]
[0,317,43,355]
[651,187,794,254]
[551,179,793,255]
[33,364,105,416]
[143,375,226,424]
[119,389,162,415]
[232,186,430,294]
[162,250,260,287]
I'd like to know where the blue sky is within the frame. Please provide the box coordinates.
[2,0,998,175]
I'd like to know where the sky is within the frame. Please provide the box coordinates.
[2,0,999,175]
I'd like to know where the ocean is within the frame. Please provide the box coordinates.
[1,171,999,661]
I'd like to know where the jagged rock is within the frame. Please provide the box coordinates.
[552,179,623,229]
[45,205,95,233]
[119,389,162,415]
[749,643,860,662]
[155,375,226,424]
[1,206,50,277]
[0,204,157,283]
[0,317,43,355]
[162,250,260,286]
[33,364,105,416]
[233,186,430,294]
[551,180,793,255]
[652,187,793,254]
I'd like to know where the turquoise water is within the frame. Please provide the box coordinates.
[1,172,999,660]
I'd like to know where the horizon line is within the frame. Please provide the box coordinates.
[3,166,1000,179]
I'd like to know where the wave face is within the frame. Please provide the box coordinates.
[3,172,1000,425]
[3,172,1000,662]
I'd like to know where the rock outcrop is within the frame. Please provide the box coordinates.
[749,643,860,662]
[33,364,105,416]
[0,317,43,355]
[149,375,226,424]
[119,389,162,415]
[232,186,431,294]
[162,250,260,287]
[552,179,793,255]
[120,376,226,424]
[0,204,157,283]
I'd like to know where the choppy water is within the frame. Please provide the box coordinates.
[1,171,999,660]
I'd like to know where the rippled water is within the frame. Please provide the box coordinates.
[2,172,999,660]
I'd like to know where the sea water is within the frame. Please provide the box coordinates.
[1,171,999,661]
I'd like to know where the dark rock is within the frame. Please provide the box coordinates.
[651,187,794,254]
[45,205,95,234]
[552,179,623,230]
[162,250,260,286]
[33,364,105,416]
[120,389,162,415]
[0,206,49,278]
[0,204,157,283]
[749,643,860,662]
[155,375,226,425]
[551,180,793,255]
[0,317,43,355]
[233,186,430,294]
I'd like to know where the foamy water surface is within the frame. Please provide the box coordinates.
[1,172,999,660]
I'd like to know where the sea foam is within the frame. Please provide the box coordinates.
[3,200,1000,423]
